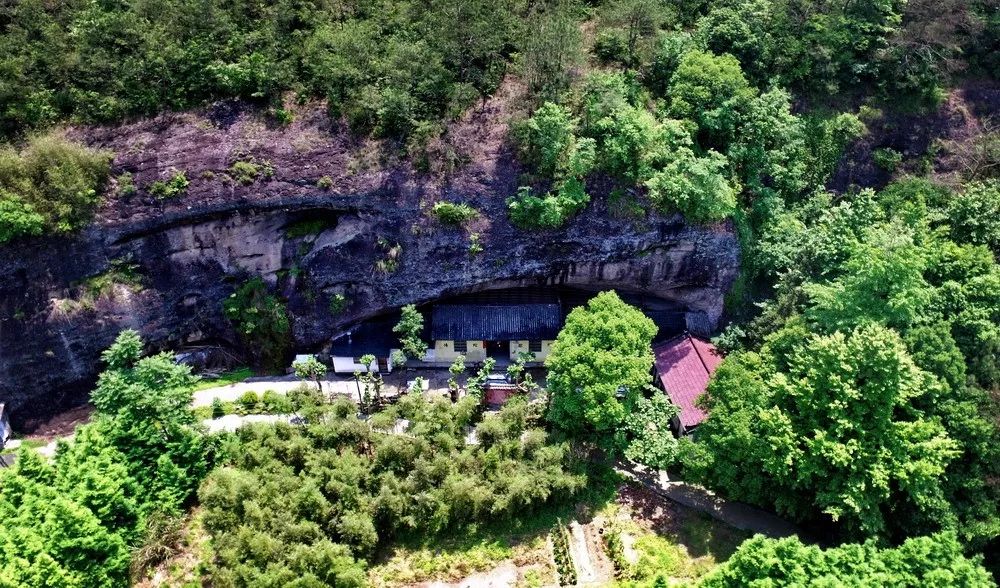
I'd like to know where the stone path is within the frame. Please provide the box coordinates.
[568,521,599,585]
[616,460,798,538]
[201,414,293,433]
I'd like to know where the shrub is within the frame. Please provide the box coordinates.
[211,397,225,418]
[329,293,349,314]
[316,176,334,190]
[228,158,274,185]
[593,30,629,64]
[508,181,590,229]
[431,201,479,225]
[262,390,293,413]
[116,172,136,197]
[0,132,111,242]
[873,147,903,172]
[148,170,189,199]
[237,391,260,413]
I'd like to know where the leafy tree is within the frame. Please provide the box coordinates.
[520,1,584,100]
[294,356,328,390]
[646,148,737,223]
[691,324,960,538]
[668,50,755,145]
[448,354,466,401]
[546,291,657,436]
[601,0,673,67]
[949,180,1000,256]
[393,304,427,360]
[700,532,996,587]
[804,222,934,331]
[621,394,680,470]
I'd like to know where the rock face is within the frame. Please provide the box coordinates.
[0,95,740,428]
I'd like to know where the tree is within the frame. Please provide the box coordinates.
[520,1,583,100]
[804,223,934,332]
[294,356,328,391]
[448,354,466,401]
[621,394,680,470]
[668,50,755,145]
[691,323,960,537]
[948,180,1000,256]
[602,0,672,67]
[546,291,657,436]
[645,148,737,223]
[393,304,427,360]
[700,532,996,587]
[465,358,496,401]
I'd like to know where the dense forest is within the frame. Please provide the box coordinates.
[2,0,1000,585]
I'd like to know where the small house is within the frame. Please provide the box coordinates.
[652,334,722,436]
[429,303,562,364]
[329,318,401,374]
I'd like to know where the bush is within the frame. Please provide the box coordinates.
[262,390,293,413]
[873,147,904,172]
[316,176,334,190]
[0,133,111,243]
[116,172,136,197]
[508,181,590,229]
[431,201,479,225]
[228,158,274,185]
[148,170,189,199]
[237,391,260,413]
[211,397,226,419]
[593,30,629,64]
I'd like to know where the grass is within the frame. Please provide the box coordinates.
[602,492,749,587]
[183,367,253,393]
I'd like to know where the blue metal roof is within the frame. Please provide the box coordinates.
[431,304,562,341]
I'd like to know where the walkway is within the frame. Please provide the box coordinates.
[615,460,798,539]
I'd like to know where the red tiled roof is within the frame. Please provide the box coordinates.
[653,334,722,429]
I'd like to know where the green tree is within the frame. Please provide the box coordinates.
[294,356,328,391]
[949,180,1000,255]
[700,532,996,587]
[393,304,427,360]
[668,50,755,145]
[602,0,672,66]
[520,1,583,100]
[622,394,680,470]
[448,354,466,401]
[546,291,657,436]
[804,223,934,331]
[645,148,737,223]
[692,324,959,537]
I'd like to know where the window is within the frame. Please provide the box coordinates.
[529,340,542,353]
[454,340,468,353]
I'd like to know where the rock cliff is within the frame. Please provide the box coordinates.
[0,93,740,428]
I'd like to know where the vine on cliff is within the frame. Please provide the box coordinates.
[223,277,290,371]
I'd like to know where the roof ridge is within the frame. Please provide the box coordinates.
[687,333,713,376]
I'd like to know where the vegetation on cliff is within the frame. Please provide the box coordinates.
[2,0,1000,585]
